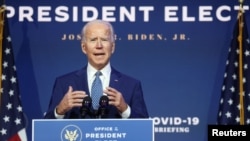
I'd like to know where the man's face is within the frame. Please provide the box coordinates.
[81,23,115,70]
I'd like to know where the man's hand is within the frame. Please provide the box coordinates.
[56,86,87,115]
[104,87,128,113]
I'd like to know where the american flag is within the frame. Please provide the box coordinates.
[217,9,250,125]
[0,5,28,141]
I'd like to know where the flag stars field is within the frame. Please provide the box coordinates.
[0,8,28,140]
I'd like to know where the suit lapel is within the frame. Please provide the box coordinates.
[75,66,90,96]
[109,68,122,89]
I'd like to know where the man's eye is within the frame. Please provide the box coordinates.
[102,38,110,41]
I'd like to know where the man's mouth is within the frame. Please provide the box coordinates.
[94,53,105,56]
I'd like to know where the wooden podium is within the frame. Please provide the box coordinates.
[32,119,154,141]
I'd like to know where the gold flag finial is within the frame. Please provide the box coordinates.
[0,5,6,13]
[239,0,244,7]
[238,0,244,14]
[239,0,244,4]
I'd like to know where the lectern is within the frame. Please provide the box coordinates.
[32,119,154,141]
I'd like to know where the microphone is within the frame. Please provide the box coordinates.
[80,96,92,118]
[98,95,109,118]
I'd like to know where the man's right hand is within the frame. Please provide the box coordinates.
[56,86,87,115]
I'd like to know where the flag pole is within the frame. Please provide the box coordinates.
[238,0,244,125]
[0,3,6,107]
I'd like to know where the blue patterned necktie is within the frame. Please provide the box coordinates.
[91,71,103,110]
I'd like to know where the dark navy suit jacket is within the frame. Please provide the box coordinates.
[44,66,149,119]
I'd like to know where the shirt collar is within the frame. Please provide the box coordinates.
[87,63,111,79]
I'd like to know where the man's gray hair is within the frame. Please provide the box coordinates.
[81,19,115,42]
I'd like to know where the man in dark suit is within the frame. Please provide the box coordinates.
[44,19,149,119]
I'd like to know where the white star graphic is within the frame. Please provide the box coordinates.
[10,76,16,84]
[3,115,10,122]
[0,128,7,135]
[6,36,11,42]
[1,74,6,80]
[15,118,21,125]
[230,86,235,93]
[225,111,232,118]
[2,61,8,68]
[5,48,10,55]
[17,105,23,112]
[245,50,250,56]
[235,116,240,123]
[6,103,12,110]
[9,89,14,97]
[228,99,233,105]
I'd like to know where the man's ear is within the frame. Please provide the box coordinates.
[81,42,87,54]
[111,43,115,54]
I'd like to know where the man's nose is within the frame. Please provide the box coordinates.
[96,39,102,47]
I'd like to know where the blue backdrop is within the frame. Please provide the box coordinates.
[5,0,250,141]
